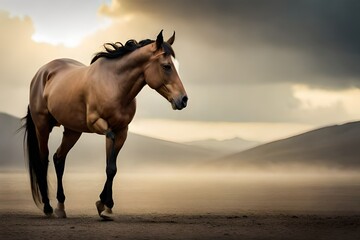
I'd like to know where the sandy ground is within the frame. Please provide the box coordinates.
[1,171,359,239]
[1,211,359,240]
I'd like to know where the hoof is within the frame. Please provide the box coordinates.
[96,200,105,216]
[100,205,114,221]
[44,204,53,217]
[55,203,67,218]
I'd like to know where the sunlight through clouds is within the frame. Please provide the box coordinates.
[293,84,344,109]
[293,84,360,119]
[0,0,113,47]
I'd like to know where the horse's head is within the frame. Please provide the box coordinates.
[144,31,188,110]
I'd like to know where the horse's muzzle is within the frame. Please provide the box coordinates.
[172,95,188,110]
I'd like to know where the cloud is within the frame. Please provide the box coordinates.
[0,12,50,88]
[100,0,360,90]
[0,11,94,84]
[98,1,358,124]
[0,11,79,116]
[98,0,122,18]
[0,0,111,47]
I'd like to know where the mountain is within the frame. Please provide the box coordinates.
[185,138,261,154]
[0,113,218,171]
[4,112,360,172]
[0,113,24,169]
[63,131,219,170]
[216,122,360,170]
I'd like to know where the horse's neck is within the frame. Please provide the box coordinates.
[93,48,151,105]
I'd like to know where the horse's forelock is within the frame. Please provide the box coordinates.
[161,42,175,58]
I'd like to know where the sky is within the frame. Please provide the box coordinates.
[1,0,360,142]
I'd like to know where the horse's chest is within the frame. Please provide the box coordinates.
[107,104,136,130]
[110,113,133,129]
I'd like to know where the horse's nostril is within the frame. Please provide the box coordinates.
[182,95,188,107]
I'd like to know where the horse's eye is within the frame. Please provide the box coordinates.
[162,64,172,71]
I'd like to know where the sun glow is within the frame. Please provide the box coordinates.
[0,0,113,48]
[129,119,314,143]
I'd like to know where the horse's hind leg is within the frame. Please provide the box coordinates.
[53,128,81,218]
[33,115,54,216]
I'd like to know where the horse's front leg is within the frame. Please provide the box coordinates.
[96,127,128,220]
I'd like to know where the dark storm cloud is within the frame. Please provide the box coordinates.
[113,0,360,89]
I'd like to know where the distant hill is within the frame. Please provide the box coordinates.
[0,113,23,169]
[4,112,359,172]
[216,122,360,170]
[185,138,261,154]
[0,113,219,171]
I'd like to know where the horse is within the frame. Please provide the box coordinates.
[23,30,188,220]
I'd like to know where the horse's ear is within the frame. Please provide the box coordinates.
[167,31,175,45]
[156,30,164,49]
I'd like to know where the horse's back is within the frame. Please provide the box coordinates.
[31,58,85,91]
[43,58,85,82]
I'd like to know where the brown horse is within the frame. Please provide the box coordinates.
[23,31,188,220]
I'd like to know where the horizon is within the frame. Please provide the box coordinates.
[1,111,357,146]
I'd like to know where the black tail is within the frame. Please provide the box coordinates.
[23,107,48,208]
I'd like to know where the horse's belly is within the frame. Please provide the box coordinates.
[49,106,89,132]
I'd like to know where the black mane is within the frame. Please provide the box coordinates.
[91,39,153,64]
[91,39,175,64]
[90,39,175,64]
